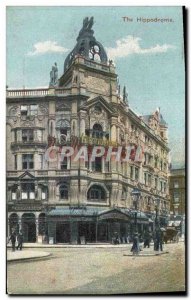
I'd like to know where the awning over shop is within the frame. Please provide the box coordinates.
[47,207,149,224]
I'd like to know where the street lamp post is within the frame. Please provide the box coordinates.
[154,198,160,230]
[131,188,141,234]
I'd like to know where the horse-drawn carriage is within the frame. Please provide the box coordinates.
[163,226,180,243]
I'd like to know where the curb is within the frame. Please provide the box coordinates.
[123,251,169,257]
[7,252,51,263]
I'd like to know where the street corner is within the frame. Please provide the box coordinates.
[7,249,51,262]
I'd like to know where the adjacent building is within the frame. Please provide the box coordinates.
[6,17,170,244]
[169,167,185,216]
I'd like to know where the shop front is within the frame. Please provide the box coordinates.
[47,207,133,244]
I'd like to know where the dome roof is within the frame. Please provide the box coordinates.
[64,17,108,72]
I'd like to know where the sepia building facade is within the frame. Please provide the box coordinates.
[6,17,170,244]
[169,167,185,216]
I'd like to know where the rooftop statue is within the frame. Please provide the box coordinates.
[63,16,108,72]
[49,62,58,87]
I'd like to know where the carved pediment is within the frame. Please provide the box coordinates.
[19,171,35,180]
[79,96,117,117]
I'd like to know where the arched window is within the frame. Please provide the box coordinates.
[87,185,106,202]
[59,184,68,200]
[56,119,70,144]
[92,123,103,139]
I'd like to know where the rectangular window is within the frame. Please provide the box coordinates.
[22,154,34,169]
[105,160,110,173]
[22,129,34,142]
[21,183,35,200]
[173,191,180,203]
[144,173,147,185]
[148,174,151,186]
[39,154,43,169]
[164,182,167,193]
[29,105,38,116]
[37,130,42,142]
[11,192,16,200]
[155,157,158,168]
[61,157,67,170]
[135,167,139,181]
[160,181,163,191]
[14,131,17,142]
[155,177,158,189]
[14,155,17,170]
[130,166,134,179]
[21,105,28,116]
[42,191,46,200]
[174,181,179,188]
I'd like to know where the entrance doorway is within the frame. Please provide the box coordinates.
[56,223,70,243]
[78,222,96,243]
[22,213,36,242]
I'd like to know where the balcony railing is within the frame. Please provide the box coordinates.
[6,87,71,98]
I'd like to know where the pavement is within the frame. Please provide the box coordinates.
[7,241,173,261]
[7,249,51,262]
[7,242,185,294]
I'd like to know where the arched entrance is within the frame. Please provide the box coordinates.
[9,213,19,235]
[22,213,36,242]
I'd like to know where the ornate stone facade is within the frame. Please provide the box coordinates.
[6,17,170,244]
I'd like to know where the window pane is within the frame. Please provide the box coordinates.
[21,192,28,200]
[21,105,28,116]
[12,192,16,200]
[30,105,38,115]
[22,162,27,169]
[42,192,46,200]
[29,192,35,200]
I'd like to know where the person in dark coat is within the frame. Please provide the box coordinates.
[8,230,16,252]
[17,231,23,250]
[155,228,163,251]
[131,232,140,255]
[143,230,151,248]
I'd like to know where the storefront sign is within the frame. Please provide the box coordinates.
[98,212,129,221]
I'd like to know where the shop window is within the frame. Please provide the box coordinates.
[87,185,106,202]
[60,185,68,200]
[21,183,35,200]
[22,154,34,169]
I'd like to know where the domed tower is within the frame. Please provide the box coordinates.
[58,17,118,104]
[64,16,108,72]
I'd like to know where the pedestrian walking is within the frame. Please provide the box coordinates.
[8,230,16,252]
[143,230,151,248]
[17,231,23,250]
[131,232,140,255]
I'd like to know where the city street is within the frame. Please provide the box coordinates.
[7,242,185,295]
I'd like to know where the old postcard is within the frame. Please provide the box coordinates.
[6,6,186,295]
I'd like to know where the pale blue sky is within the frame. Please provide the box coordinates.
[6,6,185,168]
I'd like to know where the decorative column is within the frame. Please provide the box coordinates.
[36,218,39,242]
